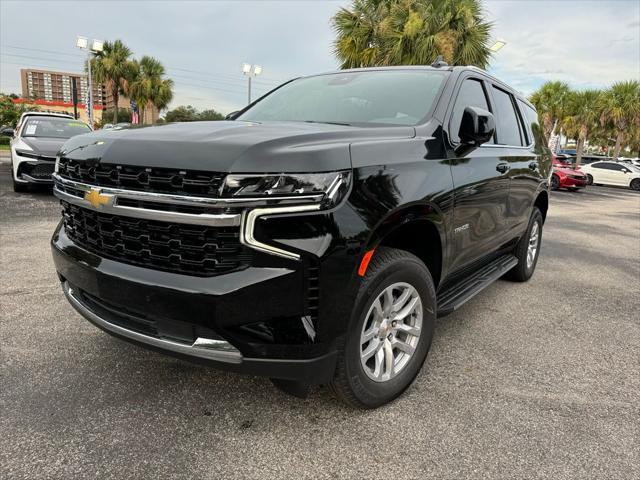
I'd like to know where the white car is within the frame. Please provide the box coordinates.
[581,161,640,191]
[3,112,92,192]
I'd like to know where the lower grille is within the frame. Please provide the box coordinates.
[62,202,252,276]
[19,162,55,179]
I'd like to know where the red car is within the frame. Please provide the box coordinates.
[551,155,588,191]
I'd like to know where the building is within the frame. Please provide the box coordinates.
[20,68,111,108]
[19,68,159,125]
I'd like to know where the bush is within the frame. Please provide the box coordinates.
[0,136,10,145]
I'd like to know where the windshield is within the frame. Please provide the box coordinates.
[21,117,91,139]
[237,70,448,126]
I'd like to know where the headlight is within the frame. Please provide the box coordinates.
[222,171,351,207]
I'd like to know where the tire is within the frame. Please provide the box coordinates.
[630,178,640,191]
[586,174,593,185]
[330,247,436,409]
[505,207,543,282]
[551,174,560,191]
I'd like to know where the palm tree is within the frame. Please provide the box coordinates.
[332,0,493,69]
[91,40,136,124]
[599,80,640,159]
[529,81,571,142]
[566,89,601,167]
[128,56,174,124]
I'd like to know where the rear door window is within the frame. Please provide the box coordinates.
[491,87,523,146]
[449,78,493,144]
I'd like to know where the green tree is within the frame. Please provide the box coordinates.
[91,40,136,125]
[97,107,133,128]
[529,81,571,142]
[599,80,640,159]
[0,96,37,128]
[332,0,493,69]
[128,56,174,124]
[198,109,225,121]
[165,105,199,122]
[565,89,602,167]
[164,106,225,122]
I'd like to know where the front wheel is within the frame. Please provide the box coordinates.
[586,174,593,185]
[330,247,436,409]
[505,207,543,282]
[551,174,560,191]
[630,178,640,191]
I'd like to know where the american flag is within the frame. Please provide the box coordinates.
[130,100,139,124]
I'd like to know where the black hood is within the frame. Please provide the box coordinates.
[22,137,68,157]
[59,121,415,173]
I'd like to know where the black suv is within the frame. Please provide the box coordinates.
[51,65,550,408]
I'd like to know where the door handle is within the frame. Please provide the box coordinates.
[529,162,538,170]
[496,162,510,173]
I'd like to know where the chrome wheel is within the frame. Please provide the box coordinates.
[360,282,422,382]
[526,221,540,269]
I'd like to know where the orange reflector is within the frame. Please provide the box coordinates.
[358,249,375,277]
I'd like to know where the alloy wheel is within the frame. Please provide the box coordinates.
[360,282,422,382]
[526,221,540,269]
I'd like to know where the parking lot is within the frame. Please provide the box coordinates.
[1,152,638,480]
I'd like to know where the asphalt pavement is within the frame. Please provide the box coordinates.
[1,152,639,479]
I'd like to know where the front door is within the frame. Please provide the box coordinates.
[446,75,511,272]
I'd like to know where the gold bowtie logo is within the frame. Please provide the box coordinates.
[84,188,111,209]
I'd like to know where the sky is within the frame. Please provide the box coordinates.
[1,0,639,115]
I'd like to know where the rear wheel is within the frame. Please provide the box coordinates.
[330,247,436,409]
[505,207,543,282]
[551,174,560,191]
[630,178,640,191]
[586,174,593,185]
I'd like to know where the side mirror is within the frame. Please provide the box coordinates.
[225,111,240,120]
[1,127,15,137]
[456,106,495,155]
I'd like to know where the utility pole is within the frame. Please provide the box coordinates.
[76,36,103,126]
[71,77,78,119]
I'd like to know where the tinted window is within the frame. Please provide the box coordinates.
[450,78,492,143]
[592,163,623,170]
[591,163,605,169]
[237,70,448,126]
[21,117,91,139]
[492,87,522,146]
[519,101,541,147]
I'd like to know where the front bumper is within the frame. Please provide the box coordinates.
[15,159,55,184]
[560,176,587,188]
[51,224,339,383]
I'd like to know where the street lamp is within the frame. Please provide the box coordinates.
[489,39,507,53]
[242,63,262,105]
[76,36,104,126]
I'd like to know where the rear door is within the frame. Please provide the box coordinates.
[446,74,511,272]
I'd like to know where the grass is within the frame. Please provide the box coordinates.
[0,144,10,151]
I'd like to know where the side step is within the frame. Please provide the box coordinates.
[437,254,518,317]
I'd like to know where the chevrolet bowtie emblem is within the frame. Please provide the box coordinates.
[84,188,111,209]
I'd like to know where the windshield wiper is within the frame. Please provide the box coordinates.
[303,120,352,127]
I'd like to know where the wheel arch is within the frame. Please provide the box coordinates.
[534,189,549,223]
[364,205,445,289]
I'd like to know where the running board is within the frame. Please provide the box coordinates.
[437,254,518,317]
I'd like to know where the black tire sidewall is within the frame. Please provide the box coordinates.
[551,175,560,190]
[630,178,640,191]
[343,255,435,407]
[586,174,593,185]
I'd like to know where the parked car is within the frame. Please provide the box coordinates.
[4,112,91,192]
[551,162,588,191]
[51,64,550,408]
[581,161,640,190]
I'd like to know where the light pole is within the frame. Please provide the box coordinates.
[242,63,262,105]
[76,36,104,126]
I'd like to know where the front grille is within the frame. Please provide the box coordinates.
[62,201,252,276]
[569,174,586,180]
[57,157,226,197]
